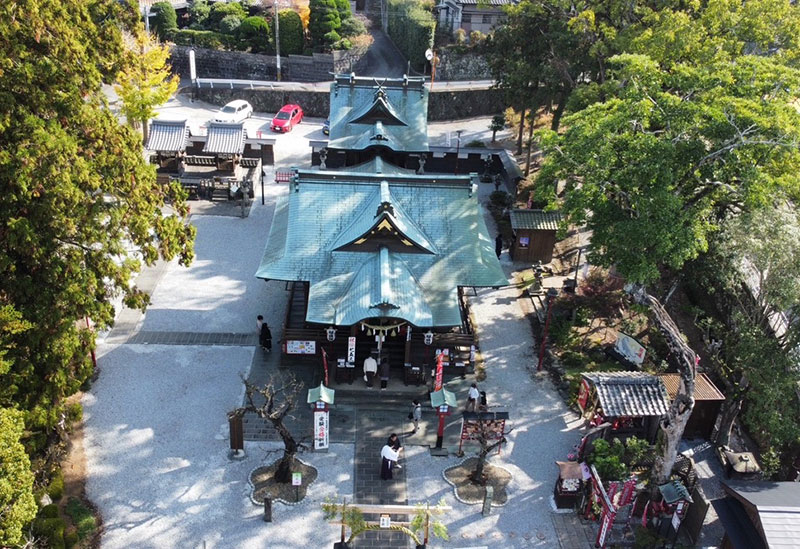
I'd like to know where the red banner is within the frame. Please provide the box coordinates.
[321,347,329,386]
[434,352,444,391]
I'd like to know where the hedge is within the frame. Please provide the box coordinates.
[386,0,434,71]
[166,29,237,50]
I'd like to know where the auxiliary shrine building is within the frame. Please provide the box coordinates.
[256,75,506,382]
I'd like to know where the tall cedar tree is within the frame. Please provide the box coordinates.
[308,0,341,48]
[0,0,195,439]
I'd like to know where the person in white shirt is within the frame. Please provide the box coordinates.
[363,354,378,388]
[380,440,402,480]
[466,383,480,412]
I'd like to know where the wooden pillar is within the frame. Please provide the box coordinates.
[404,325,412,366]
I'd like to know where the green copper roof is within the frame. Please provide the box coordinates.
[346,157,417,175]
[510,209,562,231]
[256,168,506,327]
[307,383,335,404]
[327,75,429,153]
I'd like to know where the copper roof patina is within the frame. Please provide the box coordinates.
[510,209,562,231]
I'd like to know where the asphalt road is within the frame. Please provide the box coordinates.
[359,29,407,78]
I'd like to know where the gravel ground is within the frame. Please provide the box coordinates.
[84,343,353,549]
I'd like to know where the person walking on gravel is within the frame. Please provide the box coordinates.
[409,399,422,434]
[465,383,480,412]
[259,321,272,352]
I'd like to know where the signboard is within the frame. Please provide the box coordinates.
[347,336,356,363]
[292,472,302,486]
[671,512,681,531]
[460,418,507,441]
[286,340,316,355]
[313,410,329,450]
[614,333,646,366]
[379,514,391,528]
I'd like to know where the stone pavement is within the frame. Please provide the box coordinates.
[551,513,597,549]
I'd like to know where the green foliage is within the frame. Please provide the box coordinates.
[189,0,211,28]
[334,0,353,22]
[208,1,248,31]
[64,497,96,541]
[469,30,484,44]
[66,402,82,424]
[64,528,79,548]
[0,408,37,547]
[387,0,435,70]
[323,30,342,46]
[150,2,178,40]
[454,28,466,45]
[237,16,270,52]
[586,437,649,480]
[489,190,513,208]
[219,14,243,34]
[309,0,341,49]
[39,504,60,519]
[0,0,195,447]
[339,16,367,38]
[33,517,66,549]
[48,469,65,501]
[167,28,237,49]
[279,10,305,55]
[490,113,505,141]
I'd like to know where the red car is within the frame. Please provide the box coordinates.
[271,104,303,132]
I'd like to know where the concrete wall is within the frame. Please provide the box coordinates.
[170,45,369,83]
[193,86,505,120]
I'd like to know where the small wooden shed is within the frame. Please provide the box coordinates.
[660,373,725,440]
[509,209,561,263]
[578,372,671,443]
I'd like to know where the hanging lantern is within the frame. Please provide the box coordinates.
[361,323,365,332]
[326,326,336,342]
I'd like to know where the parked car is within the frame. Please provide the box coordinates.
[323,119,330,135]
[271,104,303,132]
[214,100,253,123]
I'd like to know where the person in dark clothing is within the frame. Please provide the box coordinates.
[259,323,272,352]
[387,433,402,470]
[379,356,390,390]
[495,234,503,259]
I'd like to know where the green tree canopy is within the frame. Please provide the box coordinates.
[334,0,353,22]
[0,0,195,438]
[0,407,37,547]
[150,2,178,40]
[189,0,211,29]
[238,15,271,53]
[309,0,341,49]
[208,1,248,32]
[278,10,305,55]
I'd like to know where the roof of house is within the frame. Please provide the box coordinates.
[146,119,190,153]
[582,372,671,417]
[457,0,514,5]
[510,209,562,231]
[720,481,800,548]
[255,168,506,327]
[204,122,246,155]
[327,74,429,153]
[660,373,725,401]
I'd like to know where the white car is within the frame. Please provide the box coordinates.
[213,100,253,123]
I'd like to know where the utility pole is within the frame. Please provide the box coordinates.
[274,0,282,81]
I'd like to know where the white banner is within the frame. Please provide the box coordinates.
[347,336,356,363]
[314,411,329,450]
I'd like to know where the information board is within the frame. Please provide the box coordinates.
[314,410,329,450]
[286,340,316,355]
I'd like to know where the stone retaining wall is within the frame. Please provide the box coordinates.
[193,86,505,120]
[170,45,369,83]
[436,49,492,81]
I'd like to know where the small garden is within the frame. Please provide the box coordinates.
[149,0,371,54]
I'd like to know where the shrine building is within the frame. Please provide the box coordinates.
[256,75,506,381]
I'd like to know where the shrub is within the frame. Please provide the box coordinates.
[166,29,237,50]
[64,528,79,548]
[189,0,211,28]
[454,28,466,45]
[64,497,96,541]
[150,2,178,41]
[334,0,353,22]
[237,15,270,51]
[339,16,367,38]
[309,0,341,48]
[66,402,82,424]
[39,504,60,519]
[209,1,248,31]
[465,139,485,148]
[323,30,342,47]
[335,37,352,50]
[219,14,242,34]
[278,10,305,55]
[48,469,65,501]
[0,410,36,547]
[33,517,66,549]
[469,30,484,44]
[387,0,435,71]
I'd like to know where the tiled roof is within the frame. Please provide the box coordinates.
[145,119,189,153]
[510,209,562,231]
[456,0,514,5]
[582,372,670,417]
[204,122,246,155]
[256,169,506,327]
[327,75,429,153]
[723,481,800,548]
[660,373,725,401]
